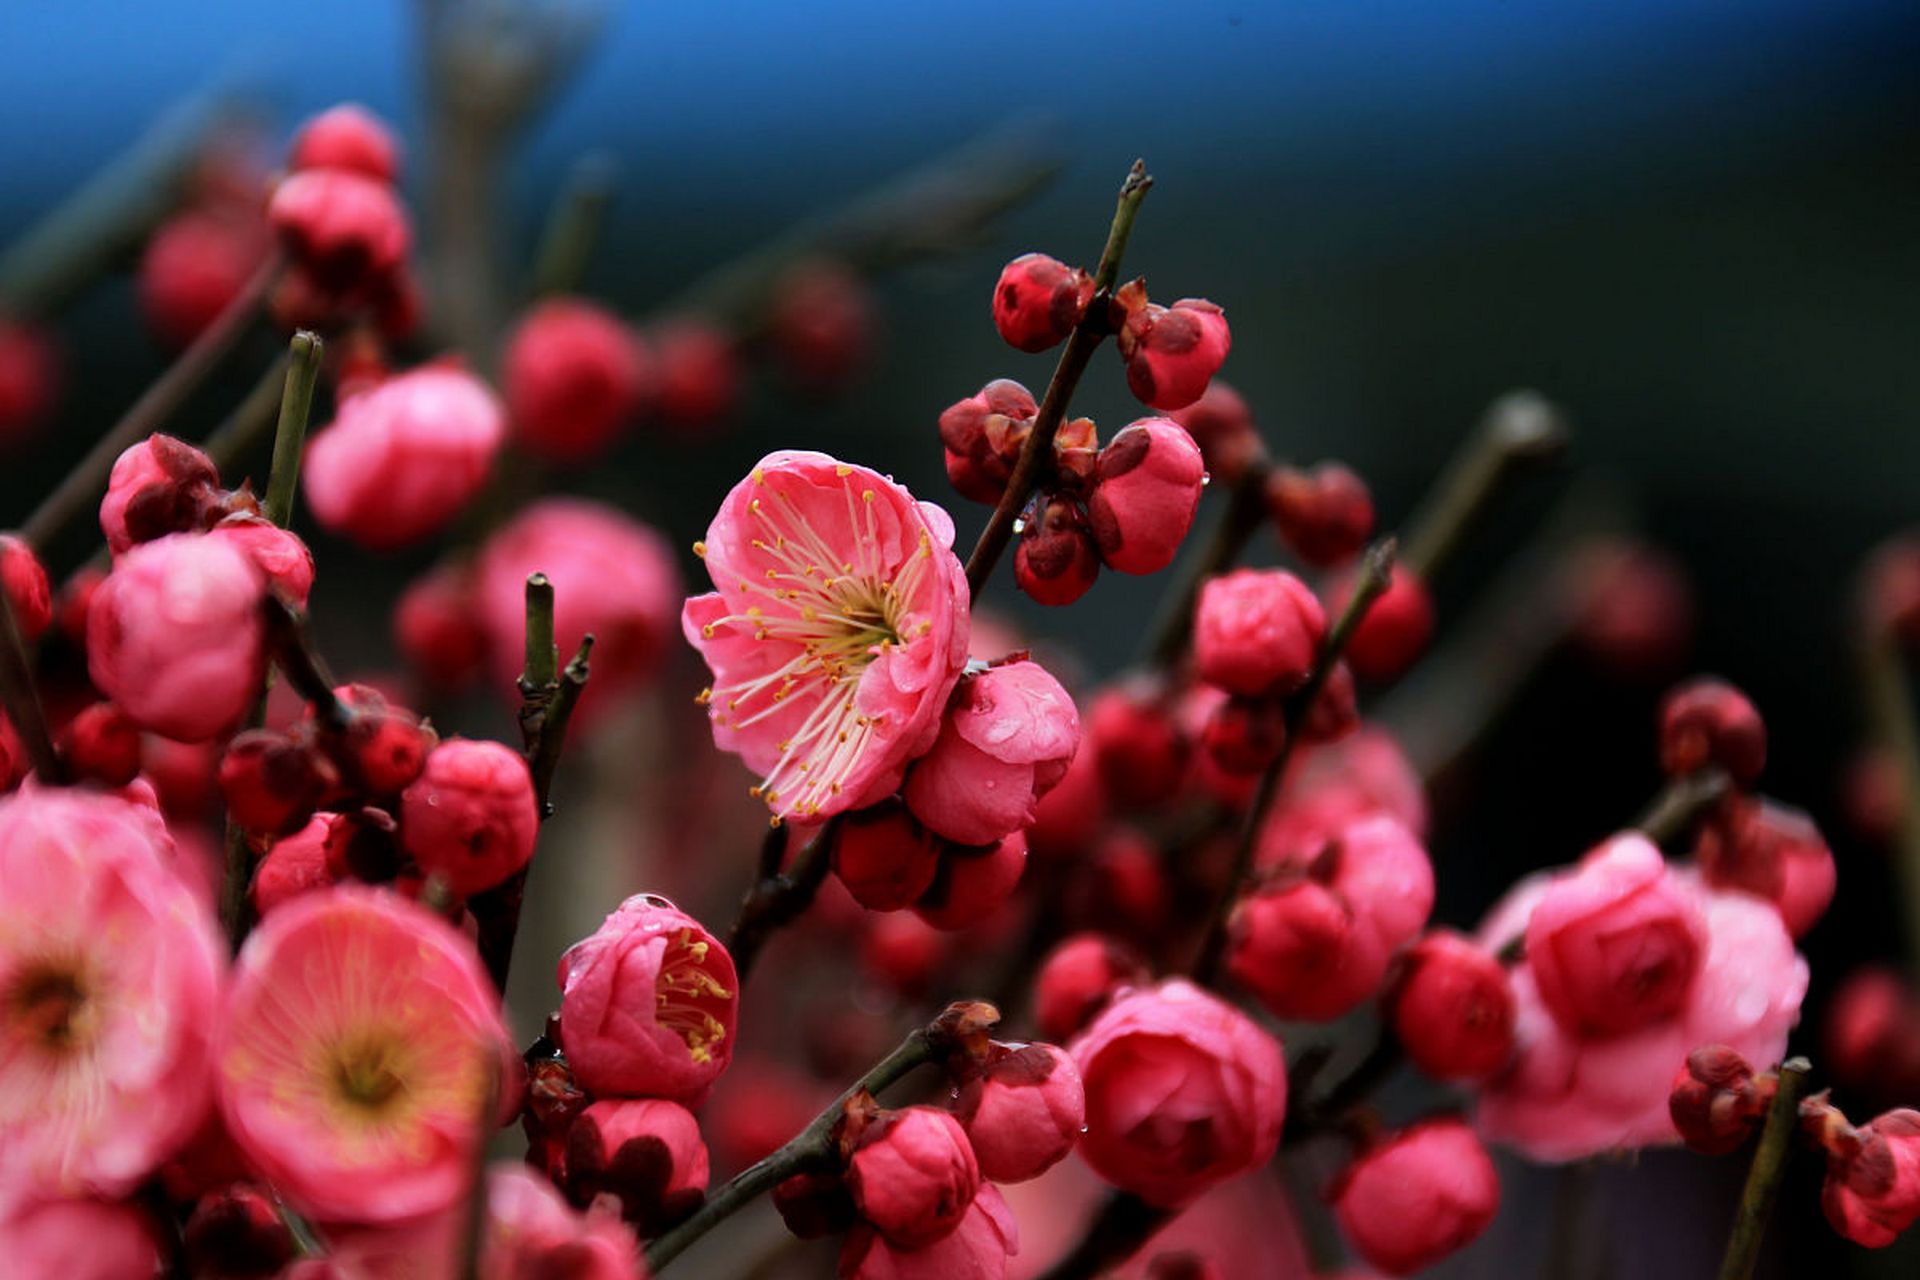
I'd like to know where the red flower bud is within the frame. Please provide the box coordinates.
[831,799,941,911]
[99,433,223,555]
[860,911,947,995]
[326,683,438,798]
[767,258,873,395]
[1169,381,1261,488]
[1193,568,1325,698]
[503,298,651,464]
[267,169,411,292]
[649,317,740,431]
[1387,930,1516,1082]
[1033,933,1146,1042]
[955,1041,1085,1183]
[57,701,143,788]
[939,379,1037,505]
[1823,968,1920,1108]
[0,319,58,445]
[1087,418,1206,576]
[1338,562,1433,683]
[138,211,272,348]
[774,1170,857,1239]
[1118,298,1231,411]
[903,660,1079,846]
[1087,674,1189,809]
[399,738,538,896]
[395,562,488,689]
[1563,537,1693,679]
[289,103,402,183]
[251,814,339,916]
[1026,747,1107,862]
[847,1105,980,1247]
[992,252,1094,353]
[210,515,315,608]
[1820,1108,1920,1248]
[1015,494,1101,606]
[1693,797,1834,938]
[183,1183,296,1280]
[1667,1045,1768,1155]
[1300,660,1359,744]
[1265,461,1374,567]
[1658,676,1766,786]
[563,1098,710,1234]
[1331,1118,1499,1275]
[914,831,1027,932]
[1201,695,1287,775]
[0,534,51,641]
[219,729,340,836]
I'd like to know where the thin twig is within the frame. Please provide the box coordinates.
[531,153,616,297]
[963,160,1153,598]
[21,254,280,556]
[0,580,62,784]
[1716,1057,1811,1280]
[1396,390,1570,582]
[643,1005,997,1273]
[1634,767,1731,847]
[262,331,322,526]
[726,819,838,984]
[1191,538,1398,983]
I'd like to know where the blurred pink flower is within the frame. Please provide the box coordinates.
[0,788,223,1210]
[684,451,970,822]
[0,1197,165,1279]
[216,886,515,1223]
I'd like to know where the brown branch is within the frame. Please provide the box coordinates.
[1396,390,1570,582]
[1716,1057,1811,1280]
[726,818,838,984]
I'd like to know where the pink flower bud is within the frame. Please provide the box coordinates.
[400,738,538,896]
[1087,419,1205,575]
[1119,298,1231,411]
[903,660,1079,845]
[847,1106,980,1247]
[914,830,1027,931]
[839,1182,1018,1280]
[1015,494,1101,606]
[1825,968,1920,1108]
[1201,694,1287,775]
[480,1161,645,1278]
[88,532,267,742]
[767,258,873,395]
[1331,1118,1499,1275]
[1087,674,1190,810]
[1693,797,1834,938]
[0,533,51,641]
[290,103,402,183]
[1821,1108,1920,1248]
[1026,747,1107,862]
[184,1182,297,1278]
[649,317,740,430]
[1659,676,1766,786]
[480,498,681,726]
[1667,1044,1768,1155]
[1193,568,1326,698]
[955,1042,1084,1183]
[0,1198,165,1280]
[138,210,271,348]
[1338,563,1433,682]
[832,799,941,911]
[1387,929,1516,1082]
[210,514,315,607]
[1526,833,1706,1039]
[267,169,411,291]
[99,433,222,554]
[1264,461,1373,568]
[218,729,338,836]
[1563,536,1694,679]
[563,1098,710,1234]
[503,298,651,463]
[557,894,738,1105]
[939,379,1037,505]
[0,319,58,445]
[396,562,488,689]
[303,366,506,549]
[992,252,1093,353]
[1169,381,1261,488]
[251,814,340,916]
[1034,933,1147,1042]
[328,682,437,798]
[1071,979,1285,1208]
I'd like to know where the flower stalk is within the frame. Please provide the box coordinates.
[1716,1056,1811,1280]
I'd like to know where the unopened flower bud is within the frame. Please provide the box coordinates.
[399,738,537,896]
[767,258,873,395]
[774,1170,857,1239]
[1339,562,1433,682]
[1015,494,1101,606]
[1693,797,1834,938]
[395,562,488,689]
[267,169,410,291]
[58,701,144,788]
[1202,695,1287,775]
[289,103,401,182]
[327,683,438,798]
[1087,674,1189,809]
[99,433,222,554]
[563,1098,710,1234]
[915,831,1027,932]
[1659,676,1766,786]
[0,533,51,641]
[955,1041,1085,1183]
[1667,1045,1769,1155]
[939,379,1037,504]
[649,317,740,430]
[1386,930,1516,1082]
[1087,419,1206,575]
[1169,381,1261,488]
[211,514,315,607]
[832,799,941,911]
[503,298,651,463]
[138,210,272,349]
[1265,461,1374,567]
[1819,1107,1920,1248]
[1118,298,1231,411]
[847,1105,980,1247]
[904,660,1079,845]
[992,252,1094,352]
[1194,568,1325,698]
[1300,660,1359,744]
[251,814,339,916]
[219,730,339,836]
[0,319,58,445]
[1331,1119,1499,1275]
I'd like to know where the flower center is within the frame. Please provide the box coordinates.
[6,962,90,1051]
[697,474,939,817]
[655,929,732,1065]
[330,1033,412,1115]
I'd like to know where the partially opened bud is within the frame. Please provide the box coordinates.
[1819,1107,1920,1248]
[563,1098,710,1234]
[99,433,222,554]
[1119,298,1231,411]
[1331,1119,1499,1276]
[1693,797,1835,938]
[955,1041,1085,1183]
[1087,419,1206,575]
[1668,1045,1769,1155]
[992,252,1093,353]
[251,814,339,916]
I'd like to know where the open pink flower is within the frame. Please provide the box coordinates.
[1474,847,1808,1162]
[216,886,515,1223]
[557,895,738,1105]
[302,366,505,550]
[684,451,970,822]
[1070,979,1286,1208]
[902,659,1080,845]
[0,788,223,1211]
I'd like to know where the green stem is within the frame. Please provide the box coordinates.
[644,1024,941,1272]
[1190,538,1398,984]
[532,154,616,297]
[1716,1057,1811,1280]
[262,331,322,527]
[962,160,1153,599]
[1634,767,1731,847]
[1396,390,1569,582]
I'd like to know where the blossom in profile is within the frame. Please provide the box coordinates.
[840,1182,1019,1280]
[216,886,516,1223]
[684,451,970,822]
[0,788,223,1209]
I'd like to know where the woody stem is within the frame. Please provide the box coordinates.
[1716,1057,1812,1280]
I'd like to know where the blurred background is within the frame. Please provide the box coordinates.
[2,0,1918,1275]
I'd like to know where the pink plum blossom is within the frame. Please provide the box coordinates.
[0,1197,165,1279]
[839,1182,1018,1280]
[902,660,1080,845]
